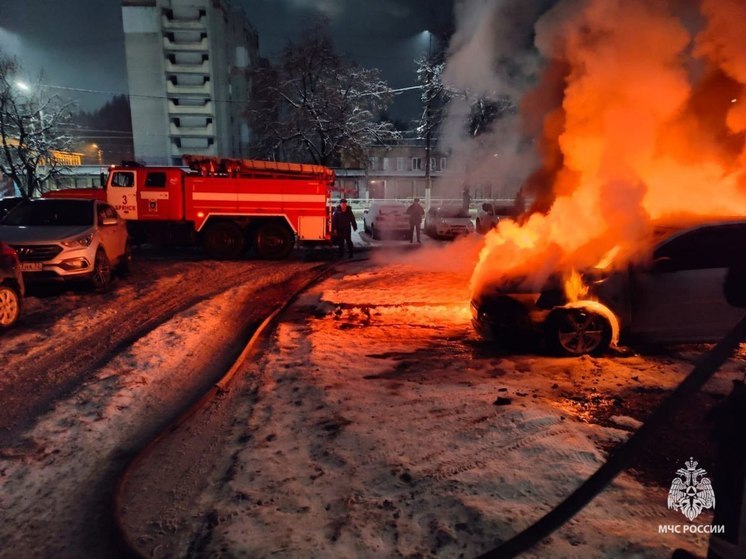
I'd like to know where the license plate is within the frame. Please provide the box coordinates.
[20,262,43,272]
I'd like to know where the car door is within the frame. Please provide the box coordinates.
[96,203,125,261]
[629,224,746,342]
[108,170,138,220]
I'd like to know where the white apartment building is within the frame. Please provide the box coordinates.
[122,0,258,165]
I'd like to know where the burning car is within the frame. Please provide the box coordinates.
[471,220,746,355]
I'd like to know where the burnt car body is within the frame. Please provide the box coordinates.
[471,220,746,355]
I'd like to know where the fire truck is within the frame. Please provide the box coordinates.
[47,156,336,260]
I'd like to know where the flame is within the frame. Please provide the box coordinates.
[564,269,588,303]
[466,0,746,299]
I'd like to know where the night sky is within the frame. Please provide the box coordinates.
[0,0,454,123]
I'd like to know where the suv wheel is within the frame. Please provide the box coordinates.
[90,249,112,291]
[0,284,21,328]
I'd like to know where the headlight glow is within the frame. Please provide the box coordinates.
[61,233,94,248]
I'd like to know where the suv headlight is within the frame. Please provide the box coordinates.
[61,233,94,248]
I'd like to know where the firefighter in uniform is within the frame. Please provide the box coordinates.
[332,198,357,257]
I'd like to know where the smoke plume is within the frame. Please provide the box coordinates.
[442,0,746,295]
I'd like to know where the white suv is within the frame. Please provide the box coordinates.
[0,198,131,290]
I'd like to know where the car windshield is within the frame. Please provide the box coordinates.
[3,200,94,227]
[438,207,469,218]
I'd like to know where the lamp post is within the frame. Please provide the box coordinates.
[91,143,103,165]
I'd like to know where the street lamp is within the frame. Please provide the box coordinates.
[91,143,103,165]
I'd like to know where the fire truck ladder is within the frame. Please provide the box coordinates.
[182,156,335,182]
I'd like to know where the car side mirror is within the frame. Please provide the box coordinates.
[101,217,118,226]
[363,209,369,214]
[652,256,677,273]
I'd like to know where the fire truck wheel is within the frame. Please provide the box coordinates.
[203,222,245,260]
[253,222,295,260]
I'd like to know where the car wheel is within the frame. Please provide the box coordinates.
[203,221,245,259]
[90,249,112,291]
[371,224,378,240]
[0,284,21,328]
[476,219,484,234]
[546,308,612,356]
[253,221,295,260]
[118,240,132,277]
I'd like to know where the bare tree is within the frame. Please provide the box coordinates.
[0,53,74,198]
[246,22,400,166]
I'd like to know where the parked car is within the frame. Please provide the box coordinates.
[0,198,131,290]
[363,201,411,240]
[0,241,24,328]
[0,197,24,222]
[471,220,746,356]
[475,202,520,234]
[424,205,475,239]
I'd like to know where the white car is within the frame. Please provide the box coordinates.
[475,203,522,234]
[0,198,131,290]
[424,206,475,239]
[363,201,411,240]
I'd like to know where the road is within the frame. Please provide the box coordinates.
[0,249,326,559]
[0,245,744,559]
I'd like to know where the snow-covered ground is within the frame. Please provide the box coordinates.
[117,238,746,559]
[0,253,322,558]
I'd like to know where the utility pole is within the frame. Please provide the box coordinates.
[424,31,433,211]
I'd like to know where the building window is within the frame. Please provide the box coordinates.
[382,157,391,171]
[411,157,422,171]
[440,157,447,171]
[368,157,379,171]
[430,158,436,171]
[397,157,406,171]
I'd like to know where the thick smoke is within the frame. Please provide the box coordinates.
[438,0,552,199]
[445,0,746,295]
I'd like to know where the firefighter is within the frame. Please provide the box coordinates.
[332,198,357,257]
[405,198,425,243]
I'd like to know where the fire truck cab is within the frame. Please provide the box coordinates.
[51,157,336,260]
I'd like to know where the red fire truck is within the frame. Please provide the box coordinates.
[47,156,336,260]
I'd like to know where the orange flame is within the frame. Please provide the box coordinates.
[469,0,746,299]
[564,269,588,303]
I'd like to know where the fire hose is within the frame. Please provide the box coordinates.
[476,313,746,559]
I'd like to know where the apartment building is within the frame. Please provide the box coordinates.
[122,0,258,165]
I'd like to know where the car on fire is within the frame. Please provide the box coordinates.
[471,220,746,355]
[424,205,475,239]
[363,201,411,240]
[0,241,24,329]
[0,198,131,290]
